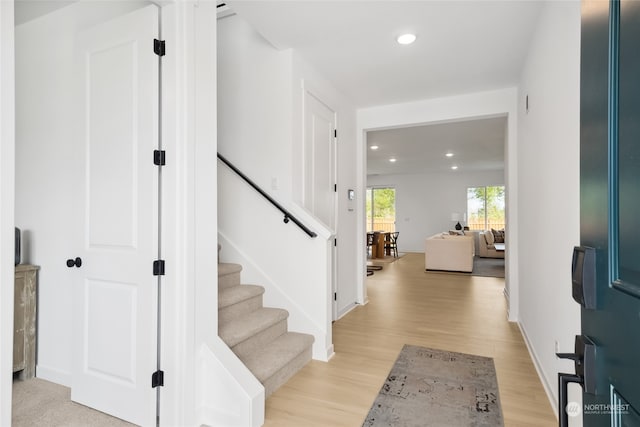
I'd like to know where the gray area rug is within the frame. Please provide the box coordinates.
[472,256,505,278]
[363,345,504,427]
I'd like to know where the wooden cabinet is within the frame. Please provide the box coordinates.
[13,264,39,379]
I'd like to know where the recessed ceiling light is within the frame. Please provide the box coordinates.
[397,33,417,45]
[451,165,458,170]
[389,158,397,163]
[445,152,454,157]
[370,145,379,150]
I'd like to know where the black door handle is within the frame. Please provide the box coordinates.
[66,257,82,268]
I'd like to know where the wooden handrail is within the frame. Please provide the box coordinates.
[217,153,317,238]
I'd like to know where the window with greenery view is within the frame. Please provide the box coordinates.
[467,186,505,230]
[366,187,396,232]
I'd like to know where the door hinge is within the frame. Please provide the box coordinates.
[334,184,337,192]
[152,370,164,388]
[334,238,337,247]
[334,129,337,138]
[154,150,166,166]
[154,39,166,57]
[334,292,337,301]
[153,260,165,276]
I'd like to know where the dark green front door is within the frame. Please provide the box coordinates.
[581,0,640,425]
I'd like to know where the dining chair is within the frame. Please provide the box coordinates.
[366,232,375,257]
[385,232,399,258]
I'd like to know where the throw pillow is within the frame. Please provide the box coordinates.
[491,228,505,243]
[484,230,495,245]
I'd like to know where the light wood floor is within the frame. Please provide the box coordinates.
[264,253,556,427]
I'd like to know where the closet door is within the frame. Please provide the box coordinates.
[71,5,159,425]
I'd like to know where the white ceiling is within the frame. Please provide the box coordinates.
[15,0,537,175]
[227,1,542,175]
[367,116,506,176]
[14,0,76,25]
[227,0,543,108]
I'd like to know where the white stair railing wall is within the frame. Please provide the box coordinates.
[218,165,335,362]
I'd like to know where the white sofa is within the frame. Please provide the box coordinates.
[424,234,474,272]
[478,230,505,259]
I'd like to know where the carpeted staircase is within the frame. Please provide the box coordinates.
[218,258,314,397]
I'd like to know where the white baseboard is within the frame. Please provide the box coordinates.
[336,302,358,320]
[503,287,512,321]
[36,364,71,387]
[517,322,559,420]
[325,345,335,361]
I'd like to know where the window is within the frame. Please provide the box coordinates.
[366,187,396,232]
[467,186,505,230]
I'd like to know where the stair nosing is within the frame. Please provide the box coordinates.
[218,262,242,276]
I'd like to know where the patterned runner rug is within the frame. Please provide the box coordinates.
[363,345,504,427]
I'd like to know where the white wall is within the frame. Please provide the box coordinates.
[516,0,582,416]
[357,88,519,309]
[217,15,293,202]
[0,1,15,424]
[15,1,150,387]
[368,170,504,252]
[218,14,354,359]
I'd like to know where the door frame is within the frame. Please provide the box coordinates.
[0,0,16,424]
[356,89,519,314]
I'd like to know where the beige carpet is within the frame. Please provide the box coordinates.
[12,378,135,427]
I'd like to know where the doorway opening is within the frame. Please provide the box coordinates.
[361,112,514,314]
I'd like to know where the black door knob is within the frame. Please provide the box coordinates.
[66,257,82,268]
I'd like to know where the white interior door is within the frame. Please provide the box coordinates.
[303,89,338,318]
[71,5,159,425]
[304,91,336,229]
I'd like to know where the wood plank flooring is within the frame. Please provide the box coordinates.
[264,253,556,427]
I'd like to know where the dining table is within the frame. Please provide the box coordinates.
[368,231,391,259]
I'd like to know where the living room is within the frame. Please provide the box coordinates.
[366,116,506,256]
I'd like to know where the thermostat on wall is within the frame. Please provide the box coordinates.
[347,189,355,200]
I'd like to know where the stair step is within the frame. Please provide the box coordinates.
[218,285,265,323]
[240,332,314,397]
[216,248,314,397]
[218,263,242,289]
[219,307,289,354]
